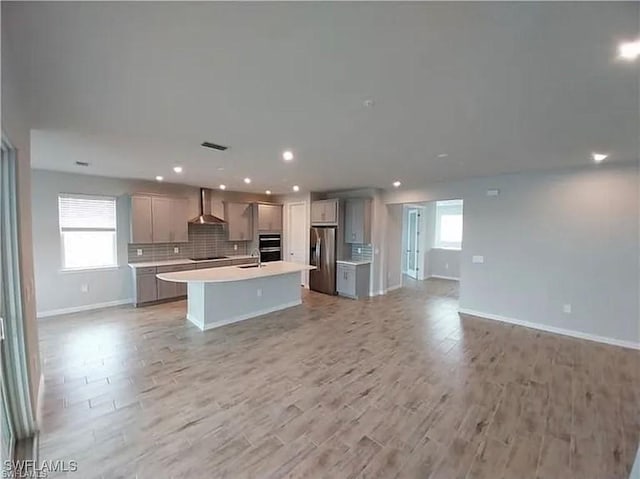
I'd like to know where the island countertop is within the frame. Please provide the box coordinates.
[157,261,315,283]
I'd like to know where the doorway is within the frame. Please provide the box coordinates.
[405,209,420,279]
[285,202,308,286]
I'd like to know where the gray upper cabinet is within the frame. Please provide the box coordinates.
[344,198,372,244]
[151,196,173,243]
[130,196,153,243]
[311,199,339,225]
[225,202,253,241]
[130,195,190,244]
[257,204,283,232]
[171,198,189,243]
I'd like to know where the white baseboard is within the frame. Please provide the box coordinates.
[386,284,402,293]
[37,299,133,319]
[458,308,640,350]
[188,300,302,331]
[429,275,460,281]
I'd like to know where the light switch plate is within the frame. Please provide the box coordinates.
[81,284,89,293]
[486,189,500,197]
[472,255,484,264]
[174,247,179,254]
[136,249,143,256]
[357,248,362,254]
[234,244,238,251]
[563,304,572,314]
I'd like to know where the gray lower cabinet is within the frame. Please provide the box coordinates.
[133,258,258,306]
[336,263,370,299]
[156,264,193,300]
[134,267,159,305]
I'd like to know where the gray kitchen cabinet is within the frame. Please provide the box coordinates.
[130,195,190,244]
[134,267,158,306]
[156,264,192,299]
[311,199,339,225]
[225,202,253,241]
[151,196,173,243]
[132,257,259,306]
[171,198,189,243]
[336,262,370,299]
[257,204,283,232]
[344,198,372,244]
[195,259,233,269]
[130,196,154,243]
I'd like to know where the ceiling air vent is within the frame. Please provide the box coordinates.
[75,161,90,167]
[201,141,228,151]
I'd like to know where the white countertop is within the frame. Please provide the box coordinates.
[128,255,254,269]
[157,261,315,283]
[337,260,371,266]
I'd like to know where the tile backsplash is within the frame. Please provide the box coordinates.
[128,224,250,263]
[350,243,373,262]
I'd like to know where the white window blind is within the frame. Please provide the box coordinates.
[58,194,118,270]
[434,199,463,250]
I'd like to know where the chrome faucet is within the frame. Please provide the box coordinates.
[250,247,262,268]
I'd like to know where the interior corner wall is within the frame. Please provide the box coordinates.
[385,204,403,290]
[384,164,640,346]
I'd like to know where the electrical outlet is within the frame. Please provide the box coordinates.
[136,249,143,256]
[563,304,572,314]
[174,247,179,254]
[357,247,362,254]
[445,263,449,270]
[257,288,262,297]
[81,284,89,293]
[234,244,238,251]
[472,255,484,264]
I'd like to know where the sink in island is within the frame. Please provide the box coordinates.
[156,261,315,331]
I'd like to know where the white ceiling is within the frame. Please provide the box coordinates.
[4,2,639,193]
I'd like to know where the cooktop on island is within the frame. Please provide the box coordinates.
[189,256,229,261]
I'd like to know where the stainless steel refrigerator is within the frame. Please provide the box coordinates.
[309,227,337,295]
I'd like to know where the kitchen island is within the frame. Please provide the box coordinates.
[156,261,315,331]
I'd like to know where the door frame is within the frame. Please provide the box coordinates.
[401,204,428,282]
[284,201,309,287]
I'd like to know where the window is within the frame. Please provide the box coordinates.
[434,199,463,250]
[58,194,117,270]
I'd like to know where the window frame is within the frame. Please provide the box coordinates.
[58,193,119,272]
[434,199,463,250]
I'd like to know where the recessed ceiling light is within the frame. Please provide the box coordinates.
[173,166,183,173]
[292,185,300,192]
[265,190,272,195]
[244,177,251,184]
[282,150,294,161]
[217,167,224,171]
[363,99,375,108]
[437,153,449,158]
[155,176,164,182]
[618,40,640,61]
[592,153,608,163]
[393,180,401,188]
[219,184,226,190]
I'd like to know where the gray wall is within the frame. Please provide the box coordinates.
[429,248,461,279]
[385,164,639,345]
[31,169,268,315]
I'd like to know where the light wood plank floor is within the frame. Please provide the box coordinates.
[38,278,639,478]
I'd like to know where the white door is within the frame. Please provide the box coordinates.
[287,202,307,285]
[406,209,420,279]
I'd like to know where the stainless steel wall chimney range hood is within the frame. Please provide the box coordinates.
[189,188,226,225]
